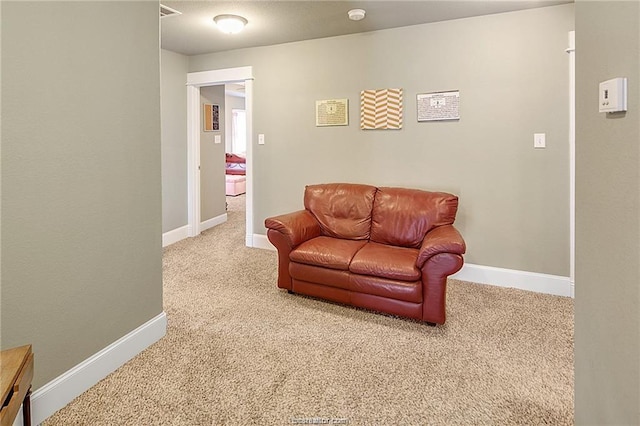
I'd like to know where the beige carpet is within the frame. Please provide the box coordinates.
[44,194,574,425]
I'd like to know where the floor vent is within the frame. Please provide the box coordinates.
[160,4,182,18]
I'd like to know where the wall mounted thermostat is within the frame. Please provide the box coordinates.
[599,77,627,113]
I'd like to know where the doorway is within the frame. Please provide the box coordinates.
[186,66,254,246]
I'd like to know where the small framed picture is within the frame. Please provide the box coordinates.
[360,88,403,130]
[316,99,349,127]
[203,104,220,131]
[417,91,460,122]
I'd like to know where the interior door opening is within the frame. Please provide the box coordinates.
[224,83,247,213]
[186,67,254,246]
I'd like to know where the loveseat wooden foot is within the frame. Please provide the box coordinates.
[287,290,294,294]
[426,322,437,327]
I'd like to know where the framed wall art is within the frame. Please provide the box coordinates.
[360,88,403,130]
[203,103,220,131]
[417,91,460,122]
[315,99,349,126]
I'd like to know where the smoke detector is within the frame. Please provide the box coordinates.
[348,9,366,21]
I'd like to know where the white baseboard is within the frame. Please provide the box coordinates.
[252,233,274,250]
[162,225,190,247]
[200,213,227,232]
[163,214,228,248]
[30,312,167,425]
[251,233,572,298]
[452,263,572,297]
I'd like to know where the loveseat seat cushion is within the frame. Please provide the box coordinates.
[370,187,459,248]
[290,236,367,271]
[289,263,351,290]
[349,242,421,281]
[304,183,377,240]
[350,274,422,303]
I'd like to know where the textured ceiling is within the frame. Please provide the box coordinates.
[161,1,572,56]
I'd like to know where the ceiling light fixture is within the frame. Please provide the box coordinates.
[348,9,366,21]
[213,14,248,34]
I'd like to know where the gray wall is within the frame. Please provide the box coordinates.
[1,1,163,388]
[161,49,188,233]
[200,86,227,222]
[188,4,574,277]
[575,1,640,424]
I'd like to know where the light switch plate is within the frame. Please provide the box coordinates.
[534,133,546,149]
[214,135,221,144]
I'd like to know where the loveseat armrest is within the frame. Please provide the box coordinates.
[416,225,466,269]
[264,210,321,248]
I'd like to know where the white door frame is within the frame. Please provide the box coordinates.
[186,66,254,246]
[567,31,575,297]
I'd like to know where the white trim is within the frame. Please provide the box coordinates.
[567,30,576,294]
[162,225,190,247]
[200,213,227,232]
[187,67,252,86]
[244,79,254,246]
[570,279,575,299]
[252,233,274,250]
[186,85,201,237]
[252,233,572,297]
[452,263,572,297]
[186,67,254,245]
[31,312,167,425]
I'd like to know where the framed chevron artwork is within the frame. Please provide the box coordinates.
[360,88,403,130]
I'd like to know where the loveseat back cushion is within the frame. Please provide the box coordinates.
[304,183,377,240]
[370,187,459,248]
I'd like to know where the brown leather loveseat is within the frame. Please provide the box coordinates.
[264,183,466,325]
